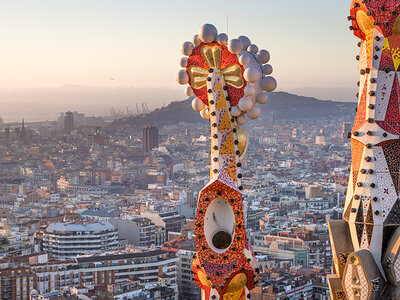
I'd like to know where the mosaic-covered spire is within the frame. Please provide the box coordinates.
[177,24,277,300]
[329,1,400,299]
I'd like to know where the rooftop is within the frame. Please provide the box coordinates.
[46,221,115,233]
[76,249,168,263]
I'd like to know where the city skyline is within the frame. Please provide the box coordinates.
[0,110,349,299]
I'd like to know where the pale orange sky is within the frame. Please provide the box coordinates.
[0,0,358,90]
[0,0,359,121]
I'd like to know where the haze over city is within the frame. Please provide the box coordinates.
[1,0,357,122]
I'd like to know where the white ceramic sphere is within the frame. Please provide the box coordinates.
[261,76,277,92]
[257,49,270,64]
[256,92,268,104]
[228,39,243,54]
[181,42,194,56]
[236,115,247,125]
[244,85,255,96]
[217,33,228,45]
[193,34,201,46]
[186,87,195,97]
[244,67,261,83]
[248,44,258,54]
[247,106,260,119]
[192,98,205,111]
[239,53,250,66]
[238,36,251,50]
[176,70,189,85]
[199,24,218,43]
[238,97,253,112]
[230,106,242,117]
[262,64,273,75]
[200,107,210,119]
[180,57,188,68]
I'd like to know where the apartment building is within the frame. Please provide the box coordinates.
[29,250,178,296]
[110,217,155,247]
[42,221,118,259]
[140,211,184,238]
[162,238,200,300]
[0,267,35,300]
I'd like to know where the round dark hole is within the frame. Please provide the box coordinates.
[212,231,232,250]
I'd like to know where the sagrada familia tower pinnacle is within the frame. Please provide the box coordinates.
[177,24,276,299]
[328,0,400,299]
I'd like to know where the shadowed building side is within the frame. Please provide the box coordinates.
[64,111,74,133]
[143,125,159,153]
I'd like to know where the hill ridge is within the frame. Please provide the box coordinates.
[108,91,355,130]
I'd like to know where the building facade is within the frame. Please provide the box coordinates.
[64,111,74,133]
[176,249,201,300]
[140,211,184,239]
[143,125,159,153]
[110,217,155,247]
[42,221,118,259]
[0,267,35,300]
[30,250,178,296]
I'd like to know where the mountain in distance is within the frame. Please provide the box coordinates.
[266,92,355,119]
[108,92,356,130]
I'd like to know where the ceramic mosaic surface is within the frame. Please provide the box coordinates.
[177,24,277,299]
[329,1,400,299]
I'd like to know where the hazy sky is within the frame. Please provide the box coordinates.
[0,0,359,121]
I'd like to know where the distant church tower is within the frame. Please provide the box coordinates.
[20,119,27,141]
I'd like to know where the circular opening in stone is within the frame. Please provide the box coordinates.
[204,198,235,253]
[212,230,232,250]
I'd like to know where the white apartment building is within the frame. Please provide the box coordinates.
[42,221,118,259]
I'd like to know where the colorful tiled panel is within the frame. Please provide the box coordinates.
[330,1,400,299]
[177,24,277,299]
